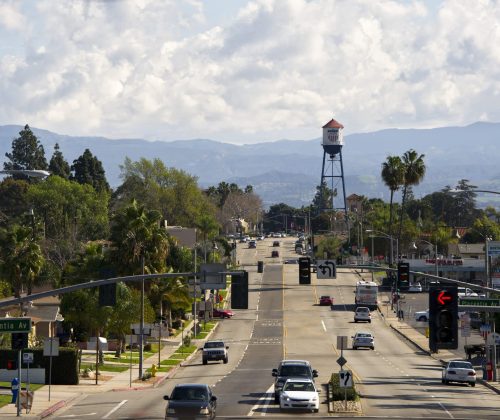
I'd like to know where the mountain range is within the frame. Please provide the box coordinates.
[1,122,499,208]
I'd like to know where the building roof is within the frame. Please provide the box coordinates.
[448,243,485,256]
[322,119,344,129]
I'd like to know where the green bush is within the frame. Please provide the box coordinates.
[330,373,359,401]
[0,348,79,385]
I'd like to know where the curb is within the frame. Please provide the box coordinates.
[39,400,67,419]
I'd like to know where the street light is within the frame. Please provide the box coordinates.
[365,229,398,265]
[411,239,438,276]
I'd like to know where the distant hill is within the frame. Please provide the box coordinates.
[1,122,499,208]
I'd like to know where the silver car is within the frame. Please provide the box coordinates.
[352,332,375,350]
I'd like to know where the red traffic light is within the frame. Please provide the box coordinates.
[437,291,453,305]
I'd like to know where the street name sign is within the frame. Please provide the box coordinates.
[460,298,500,307]
[316,260,337,279]
[0,317,31,333]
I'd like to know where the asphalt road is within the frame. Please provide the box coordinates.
[53,236,500,419]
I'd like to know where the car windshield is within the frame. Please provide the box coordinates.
[357,308,369,313]
[449,362,472,369]
[171,387,208,401]
[204,342,224,348]
[356,333,372,338]
[283,382,315,392]
[280,365,310,377]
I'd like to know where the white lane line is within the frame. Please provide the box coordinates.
[438,401,454,418]
[321,320,327,332]
[102,400,127,419]
[247,384,274,417]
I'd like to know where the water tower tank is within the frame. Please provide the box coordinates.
[322,119,344,156]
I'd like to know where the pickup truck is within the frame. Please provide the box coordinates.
[201,340,229,365]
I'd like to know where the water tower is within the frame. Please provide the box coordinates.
[320,118,348,232]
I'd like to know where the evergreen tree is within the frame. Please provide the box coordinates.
[49,143,70,179]
[71,149,110,193]
[4,125,48,178]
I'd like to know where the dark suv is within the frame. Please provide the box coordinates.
[271,360,318,403]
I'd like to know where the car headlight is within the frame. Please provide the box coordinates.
[310,396,318,401]
[199,407,210,414]
[166,407,175,414]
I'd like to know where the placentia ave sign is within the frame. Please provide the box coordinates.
[0,317,32,333]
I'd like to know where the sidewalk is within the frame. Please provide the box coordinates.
[0,321,210,419]
[377,290,500,395]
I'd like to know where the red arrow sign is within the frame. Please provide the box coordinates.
[438,291,452,305]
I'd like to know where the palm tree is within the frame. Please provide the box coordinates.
[196,214,220,263]
[0,224,44,298]
[381,156,404,264]
[397,150,426,248]
[110,199,169,275]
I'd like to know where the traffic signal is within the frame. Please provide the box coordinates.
[231,271,248,309]
[298,257,311,284]
[397,262,410,284]
[11,333,28,350]
[7,360,16,370]
[99,283,117,306]
[429,286,458,351]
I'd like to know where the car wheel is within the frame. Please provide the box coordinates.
[441,378,445,384]
[368,320,371,323]
[223,356,228,364]
[418,316,426,322]
[313,409,319,413]
[353,346,357,350]
[354,320,358,323]
[274,395,279,404]
[220,314,224,319]
[371,347,375,350]
[471,382,476,387]
[203,358,207,365]
[444,380,449,385]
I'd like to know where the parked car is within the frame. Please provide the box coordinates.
[458,287,479,297]
[408,282,423,293]
[279,378,320,412]
[352,331,375,350]
[442,360,476,386]
[354,306,371,323]
[164,383,217,419]
[213,308,234,319]
[414,309,429,322]
[271,250,280,258]
[272,360,318,403]
[319,295,333,306]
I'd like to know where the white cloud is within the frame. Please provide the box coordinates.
[1,0,500,142]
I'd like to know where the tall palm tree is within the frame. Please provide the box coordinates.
[0,224,44,298]
[196,214,220,263]
[397,150,426,248]
[381,156,405,264]
[110,199,169,275]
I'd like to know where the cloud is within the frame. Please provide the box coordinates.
[1,0,500,143]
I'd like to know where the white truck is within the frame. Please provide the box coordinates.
[355,281,378,309]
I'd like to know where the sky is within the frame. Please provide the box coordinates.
[1,0,500,144]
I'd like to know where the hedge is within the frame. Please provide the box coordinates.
[0,348,79,385]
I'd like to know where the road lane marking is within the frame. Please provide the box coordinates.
[102,400,127,419]
[438,401,454,418]
[321,320,327,332]
[247,384,274,417]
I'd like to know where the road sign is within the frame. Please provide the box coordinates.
[336,356,347,367]
[0,317,31,333]
[43,337,60,356]
[339,370,353,388]
[316,260,336,279]
[23,353,34,363]
[337,336,348,350]
[460,298,500,308]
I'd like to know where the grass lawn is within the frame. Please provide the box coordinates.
[0,382,45,409]
[194,331,209,339]
[80,363,128,373]
[160,359,182,366]
[146,365,172,373]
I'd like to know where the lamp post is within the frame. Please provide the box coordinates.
[412,239,438,277]
[365,229,397,266]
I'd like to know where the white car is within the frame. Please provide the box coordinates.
[354,306,371,323]
[415,309,429,322]
[279,378,319,412]
[458,287,478,297]
[442,360,476,386]
[352,332,375,350]
[408,282,423,293]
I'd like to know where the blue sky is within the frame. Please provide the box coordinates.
[1,0,500,143]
